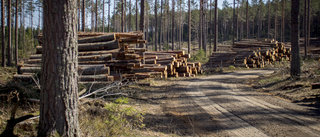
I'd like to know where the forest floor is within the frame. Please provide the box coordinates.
[1,61,320,136]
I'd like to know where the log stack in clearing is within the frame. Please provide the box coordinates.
[206,39,291,69]
[14,32,202,84]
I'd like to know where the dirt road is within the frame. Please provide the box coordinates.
[159,70,320,136]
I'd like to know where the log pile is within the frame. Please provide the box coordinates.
[244,42,291,68]
[206,39,291,69]
[15,32,202,84]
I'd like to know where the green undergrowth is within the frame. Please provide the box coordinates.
[79,97,145,136]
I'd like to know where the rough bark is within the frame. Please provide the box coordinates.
[290,0,300,78]
[1,0,5,67]
[39,0,80,136]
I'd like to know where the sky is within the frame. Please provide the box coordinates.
[22,0,236,29]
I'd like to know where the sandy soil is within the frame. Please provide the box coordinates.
[141,69,320,136]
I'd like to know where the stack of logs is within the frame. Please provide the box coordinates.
[14,32,202,84]
[243,41,291,68]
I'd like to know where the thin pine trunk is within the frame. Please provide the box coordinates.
[95,0,98,32]
[129,0,131,31]
[82,0,85,31]
[108,0,110,32]
[136,0,138,31]
[214,0,217,52]
[188,0,191,53]
[199,0,202,50]
[155,0,157,51]
[232,0,235,48]
[274,0,277,41]
[281,0,285,42]
[78,0,80,31]
[7,0,12,66]
[103,0,105,32]
[15,0,18,66]
[268,0,270,39]
[171,0,174,50]
[246,0,248,39]
[1,0,5,67]
[92,0,94,32]
[139,0,145,48]
[290,0,300,78]
[159,0,163,51]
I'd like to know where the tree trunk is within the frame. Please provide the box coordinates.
[304,0,307,57]
[31,0,33,48]
[82,0,85,31]
[95,0,98,32]
[78,0,80,31]
[15,0,18,67]
[1,0,5,67]
[307,0,310,50]
[214,0,217,52]
[155,0,158,51]
[236,0,239,40]
[102,0,105,32]
[246,0,248,39]
[274,0,277,41]
[166,0,169,50]
[136,0,138,31]
[268,0,270,39]
[188,0,191,53]
[171,0,174,51]
[124,0,127,31]
[232,0,235,48]
[139,0,145,48]
[129,0,131,31]
[178,1,181,50]
[159,0,163,51]
[202,0,207,54]
[281,0,285,42]
[209,0,212,53]
[114,0,116,32]
[199,0,203,50]
[7,0,12,66]
[108,0,110,32]
[39,0,80,136]
[290,0,300,78]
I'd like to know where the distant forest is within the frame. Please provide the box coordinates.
[1,0,320,66]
